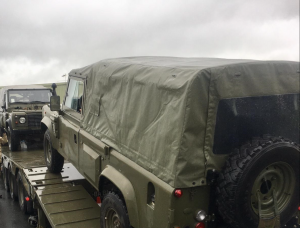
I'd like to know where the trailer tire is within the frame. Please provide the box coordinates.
[8,167,18,200]
[216,136,299,228]
[1,164,9,192]
[8,126,19,151]
[44,129,64,173]
[17,172,33,214]
[17,172,27,213]
[101,192,131,228]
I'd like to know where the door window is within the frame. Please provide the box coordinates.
[65,79,84,113]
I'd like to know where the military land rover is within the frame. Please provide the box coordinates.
[41,57,299,228]
[0,85,52,151]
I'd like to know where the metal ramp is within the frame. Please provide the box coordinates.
[24,164,101,228]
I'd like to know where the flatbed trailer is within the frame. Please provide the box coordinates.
[0,145,101,228]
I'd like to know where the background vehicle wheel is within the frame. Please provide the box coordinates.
[44,129,64,173]
[8,167,18,200]
[1,164,10,192]
[8,126,19,151]
[100,192,130,228]
[216,136,299,228]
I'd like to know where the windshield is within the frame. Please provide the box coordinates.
[8,89,52,103]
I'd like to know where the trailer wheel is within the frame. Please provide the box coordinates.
[8,126,19,151]
[101,192,131,228]
[17,172,33,214]
[216,136,299,228]
[17,172,27,213]
[1,164,9,192]
[8,167,18,200]
[44,129,64,173]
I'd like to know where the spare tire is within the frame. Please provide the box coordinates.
[216,136,299,228]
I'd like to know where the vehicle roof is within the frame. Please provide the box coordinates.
[1,84,47,91]
[98,56,258,68]
[0,85,49,107]
[69,56,298,77]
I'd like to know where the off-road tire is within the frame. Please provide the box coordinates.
[216,136,299,228]
[8,126,19,151]
[44,129,64,173]
[100,192,131,228]
[1,164,10,192]
[8,168,18,200]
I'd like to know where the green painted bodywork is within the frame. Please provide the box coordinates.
[0,85,52,144]
[42,57,299,228]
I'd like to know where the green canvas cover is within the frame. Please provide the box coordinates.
[69,57,299,188]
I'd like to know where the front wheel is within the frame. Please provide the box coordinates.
[8,126,19,151]
[100,192,131,228]
[44,129,64,173]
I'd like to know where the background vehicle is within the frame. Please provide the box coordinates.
[42,57,299,228]
[0,85,52,151]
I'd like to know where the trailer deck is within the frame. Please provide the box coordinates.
[1,146,101,228]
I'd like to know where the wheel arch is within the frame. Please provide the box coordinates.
[8,161,19,177]
[5,118,11,129]
[41,116,52,134]
[99,165,139,228]
[41,116,59,149]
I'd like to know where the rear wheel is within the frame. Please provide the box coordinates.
[44,129,64,173]
[100,192,131,228]
[216,136,299,228]
[8,126,19,151]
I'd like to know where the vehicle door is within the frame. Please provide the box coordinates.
[59,77,84,168]
[77,83,107,188]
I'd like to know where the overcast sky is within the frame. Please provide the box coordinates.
[0,0,299,86]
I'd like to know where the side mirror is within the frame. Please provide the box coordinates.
[50,96,60,111]
[1,105,5,109]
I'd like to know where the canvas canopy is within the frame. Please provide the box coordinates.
[69,57,299,188]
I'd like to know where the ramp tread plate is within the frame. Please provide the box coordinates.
[55,218,100,228]
[36,185,100,228]
[24,164,84,187]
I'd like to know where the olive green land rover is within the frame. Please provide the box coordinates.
[0,85,52,151]
[41,57,299,228]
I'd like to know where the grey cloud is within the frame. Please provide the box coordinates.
[0,0,298,86]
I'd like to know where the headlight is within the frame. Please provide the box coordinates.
[19,117,26,124]
[195,209,207,221]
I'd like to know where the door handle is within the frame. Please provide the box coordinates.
[74,134,77,144]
